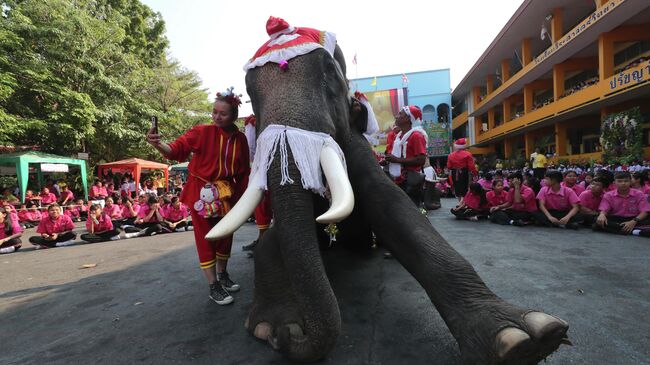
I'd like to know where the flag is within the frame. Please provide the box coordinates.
[370,77,377,87]
[402,73,409,84]
[352,53,357,65]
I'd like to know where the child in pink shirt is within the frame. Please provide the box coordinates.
[119,196,140,226]
[532,170,582,229]
[80,204,121,243]
[451,183,489,221]
[631,171,650,195]
[40,187,57,205]
[486,180,507,207]
[561,170,585,196]
[28,204,77,248]
[64,199,86,222]
[18,203,42,228]
[58,185,75,205]
[595,171,650,236]
[477,172,493,191]
[0,205,23,254]
[489,172,538,226]
[579,177,605,225]
[163,196,192,232]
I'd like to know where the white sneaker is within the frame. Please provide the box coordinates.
[121,224,134,229]
[175,227,186,232]
[468,216,479,222]
[124,232,139,239]
[187,226,194,231]
[0,246,16,254]
[55,239,75,247]
[150,232,157,237]
[110,235,121,241]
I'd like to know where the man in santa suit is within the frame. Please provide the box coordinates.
[384,105,428,206]
[447,138,478,200]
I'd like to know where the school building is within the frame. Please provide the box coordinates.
[452,0,650,163]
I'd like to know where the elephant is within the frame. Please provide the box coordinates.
[206,27,570,364]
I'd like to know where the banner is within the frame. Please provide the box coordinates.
[422,120,451,157]
[41,163,69,172]
[362,88,408,133]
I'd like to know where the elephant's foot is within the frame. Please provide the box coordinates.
[494,312,570,365]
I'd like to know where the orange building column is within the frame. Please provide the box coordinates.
[501,59,511,83]
[472,86,482,109]
[503,99,511,123]
[553,65,565,101]
[504,137,514,159]
[598,34,614,81]
[551,8,563,42]
[487,75,494,94]
[525,132,535,159]
[521,38,532,67]
[524,84,534,113]
[555,122,567,156]
[488,108,495,130]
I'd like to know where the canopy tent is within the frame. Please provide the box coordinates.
[0,151,89,202]
[97,158,169,194]
[169,162,189,172]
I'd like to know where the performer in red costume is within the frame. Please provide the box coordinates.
[447,138,478,200]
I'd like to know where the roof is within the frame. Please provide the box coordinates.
[98,158,169,169]
[0,151,86,165]
[453,0,597,97]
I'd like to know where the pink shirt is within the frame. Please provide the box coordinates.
[506,185,537,212]
[65,206,81,219]
[103,204,122,219]
[561,182,585,196]
[40,192,57,204]
[463,191,488,210]
[633,185,650,195]
[59,190,74,202]
[0,220,23,239]
[90,186,108,198]
[19,210,42,222]
[478,179,493,191]
[486,190,507,207]
[86,213,114,232]
[165,204,189,222]
[121,204,140,218]
[536,185,580,211]
[137,205,161,222]
[599,189,650,217]
[36,214,75,235]
[578,190,603,212]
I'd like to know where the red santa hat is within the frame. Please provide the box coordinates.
[266,16,296,39]
[402,105,423,126]
[454,138,468,150]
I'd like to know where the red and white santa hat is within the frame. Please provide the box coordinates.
[402,105,423,126]
[244,16,337,71]
[454,138,468,150]
[354,91,379,138]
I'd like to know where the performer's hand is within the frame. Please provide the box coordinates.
[596,214,607,227]
[146,127,161,146]
[384,155,399,163]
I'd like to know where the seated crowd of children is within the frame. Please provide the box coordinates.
[451,169,650,238]
[0,182,192,253]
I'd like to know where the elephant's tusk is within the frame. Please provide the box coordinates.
[316,144,355,224]
[205,172,264,241]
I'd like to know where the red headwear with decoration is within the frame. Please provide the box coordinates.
[454,138,468,150]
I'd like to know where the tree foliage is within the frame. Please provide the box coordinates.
[0,0,211,164]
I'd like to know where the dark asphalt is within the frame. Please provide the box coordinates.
[1,198,649,364]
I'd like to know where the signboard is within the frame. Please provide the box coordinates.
[41,163,69,172]
[422,120,451,157]
[77,152,89,160]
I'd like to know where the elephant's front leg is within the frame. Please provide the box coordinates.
[342,132,569,365]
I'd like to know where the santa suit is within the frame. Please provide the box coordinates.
[447,147,477,198]
[168,124,250,269]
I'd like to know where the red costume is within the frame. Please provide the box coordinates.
[254,191,273,230]
[446,150,477,173]
[168,124,250,268]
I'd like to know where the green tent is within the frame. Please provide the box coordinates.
[0,151,88,202]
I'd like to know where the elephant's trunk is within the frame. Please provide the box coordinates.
[268,152,341,362]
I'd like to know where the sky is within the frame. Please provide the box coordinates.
[141,0,525,115]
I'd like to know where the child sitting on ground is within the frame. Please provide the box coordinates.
[119,196,140,227]
[163,196,193,232]
[578,177,605,226]
[451,183,490,221]
[28,204,77,248]
[81,204,122,243]
[478,172,493,191]
[561,170,585,196]
[594,171,650,236]
[533,170,583,229]
[102,197,123,228]
[124,196,166,238]
[487,180,507,209]
[0,205,23,254]
[58,184,75,206]
[489,171,538,226]
[18,202,42,228]
[631,171,650,195]
[64,199,85,222]
[39,187,57,205]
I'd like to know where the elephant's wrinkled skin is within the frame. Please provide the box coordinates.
[240,45,570,364]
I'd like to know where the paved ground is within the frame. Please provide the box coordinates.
[1,198,649,365]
